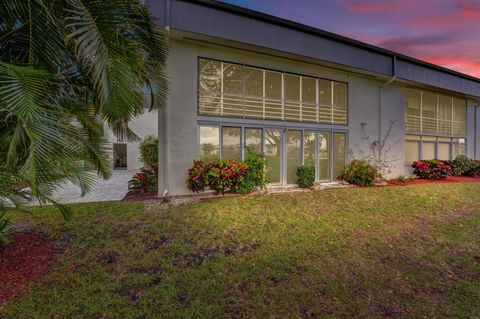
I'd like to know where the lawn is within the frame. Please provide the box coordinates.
[2,183,480,318]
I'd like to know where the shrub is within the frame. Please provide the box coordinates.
[139,135,158,168]
[128,167,157,193]
[451,155,472,176]
[339,160,380,186]
[296,165,315,188]
[397,175,405,183]
[0,213,8,246]
[186,159,248,194]
[237,149,268,193]
[186,160,209,193]
[412,160,452,179]
[465,160,480,177]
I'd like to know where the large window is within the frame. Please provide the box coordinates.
[404,134,466,165]
[198,125,346,184]
[199,58,348,125]
[405,88,467,135]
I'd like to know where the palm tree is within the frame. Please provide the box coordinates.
[0,0,168,214]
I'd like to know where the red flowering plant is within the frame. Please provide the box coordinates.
[412,160,452,180]
[128,167,157,193]
[186,159,249,194]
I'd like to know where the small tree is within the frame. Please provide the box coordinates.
[139,135,158,168]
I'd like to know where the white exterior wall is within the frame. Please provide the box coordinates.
[159,38,476,196]
[105,109,158,171]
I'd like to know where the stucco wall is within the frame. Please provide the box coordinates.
[160,39,479,196]
[104,107,158,171]
[348,77,406,178]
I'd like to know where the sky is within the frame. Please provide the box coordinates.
[220,0,480,78]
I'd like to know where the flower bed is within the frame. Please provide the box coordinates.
[412,160,452,179]
[386,175,480,186]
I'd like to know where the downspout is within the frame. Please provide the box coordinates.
[378,56,397,162]
[475,105,478,160]
[160,0,171,198]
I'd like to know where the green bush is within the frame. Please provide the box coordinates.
[238,149,268,193]
[0,212,8,246]
[186,159,249,194]
[451,155,472,176]
[128,167,157,193]
[139,135,158,168]
[412,160,452,179]
[465,160,480,177]
[339,160,380,186]
[296,165,315,188]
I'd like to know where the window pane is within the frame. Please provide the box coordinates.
[405,141,420,165]
[245,128,262,154]
[265,71,282,99]
[200,126,220,160]
[245,67,263,97]
[223,63,243,95]
[319,132,330,180]
[302,77,316,104]
[333,132,346,179]
[284,75,301,121]
[319,80,332,105]
[453,98,467,135]
[422,91,437,133]
[438,95,452,134]
[453,140,466,157]
[286,130,302,184]
[199,59,221,92]
[304,131,316,169]
[222,127,241,161]
[199,59,222,115]
[422,142,436,160]
[265,129,282,183]
[405,88,421,132]
[284,74,300,101]
[333,82,347,107]
[405,134,421,140]
[438,143,450,160]
[264,71,282,120]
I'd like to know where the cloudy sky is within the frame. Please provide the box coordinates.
[220,0,480,77]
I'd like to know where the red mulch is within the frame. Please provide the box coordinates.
[0,232,57,305]
[122,190,157,201]
[386,175,480,186]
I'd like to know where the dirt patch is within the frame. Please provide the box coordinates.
[385,176,480,186]
[0,232,57,305]
[122,191,157,202]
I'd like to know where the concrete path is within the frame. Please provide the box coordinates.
[41,169,135,204]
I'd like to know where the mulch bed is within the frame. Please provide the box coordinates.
[386,175,480,186]
[0,232,57,306]
[122,191,158,202]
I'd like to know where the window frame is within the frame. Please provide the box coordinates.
[197,57,349,126]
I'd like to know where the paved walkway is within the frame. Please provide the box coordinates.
[41,169,135,204]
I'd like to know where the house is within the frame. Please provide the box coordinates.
[129,0,480,196]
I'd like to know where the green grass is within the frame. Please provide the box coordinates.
[2,183,480,318]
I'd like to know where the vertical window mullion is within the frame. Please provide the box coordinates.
[316,78,319,124]
[300,77,303,122]
[219,124,223,159]
[281,73,285,121]
[330,81,334,124]
[436,94,439,134]
[220,62,224,116]
[420,91,423,132]
[262,70,265,120]
[242,64,246,119]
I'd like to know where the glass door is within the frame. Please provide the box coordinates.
[286,130,302,184]
[265,128,282,184]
